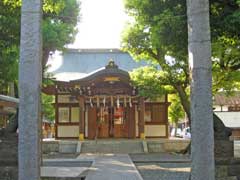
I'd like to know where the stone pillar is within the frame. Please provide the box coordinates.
[139,97,145,139]
[79,96,85,141]
[187,0,215,179]
[18,1,42,180]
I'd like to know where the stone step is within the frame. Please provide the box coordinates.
[41,177,86,180]
[81,140,144,154]
[217,176,238,180]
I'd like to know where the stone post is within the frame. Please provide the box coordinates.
[187,0,215,179]
[18,0,42,180]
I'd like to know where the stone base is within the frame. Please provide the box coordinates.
[215,140,234,158]
[0,166,18,180]
[0,133,18,180]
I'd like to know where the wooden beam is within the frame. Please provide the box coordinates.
[0,101,18,108]
[79,96,85,140]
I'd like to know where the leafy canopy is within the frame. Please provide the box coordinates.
[123,0,240,119]
[0,0,80,92]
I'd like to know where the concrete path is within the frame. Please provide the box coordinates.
[78,154,143,180]
[41,159,93,178]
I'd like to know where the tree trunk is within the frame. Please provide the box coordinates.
[175,85,190,122]
[42,48,50,71]
[174,122,178,137]
[187,0,215,179]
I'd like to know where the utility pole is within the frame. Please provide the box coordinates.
[18,0,42,180]
[187,0,215,179]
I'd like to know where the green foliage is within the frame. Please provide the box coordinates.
[210,0,240,93]
[0,0,79,94]
[42,93,55,122]
[168,94,185,124]
[43,0,79,54]
[130,66,174,98]
[123,0,240,119]
[122,0,190,118]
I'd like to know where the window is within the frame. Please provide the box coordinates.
[144,104,166,123]
[71,107,80,122]
[58,106,80,123]
[59,107,69,123]
[144,106,152,122]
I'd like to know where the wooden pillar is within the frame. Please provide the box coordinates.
[139,97,145,139]
[165,94,169,138]
[55,92,58,139]
[18,0,42,179]
[128,106,136,138]
[79,96,85,140]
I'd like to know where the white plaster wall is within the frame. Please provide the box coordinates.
[145,125,166,137]
[213,105,228,112]
[57,125,79,137]
[215,112,240,128]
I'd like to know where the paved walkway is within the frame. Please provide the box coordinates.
[130,153,191,180]
[41,159,92,178]
[78,154,143,180]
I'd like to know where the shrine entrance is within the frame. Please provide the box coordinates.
[88,105,136,139]
[43,60,169,140]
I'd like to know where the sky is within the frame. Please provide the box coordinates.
[68,0,130,49]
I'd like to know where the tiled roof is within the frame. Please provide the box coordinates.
[47,49,148,82]
[213,92,240,106]
[0,95,19,104]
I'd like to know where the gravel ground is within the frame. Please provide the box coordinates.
[135,162,190,180]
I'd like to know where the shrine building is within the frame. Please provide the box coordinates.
[43,49,170,140]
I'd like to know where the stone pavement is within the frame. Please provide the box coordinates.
[130,153,190,163]
[41,158,93,178]
[135,162,190,180]
[78,154,143,180]
[41,154,143,180]
[130,153,191,180]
